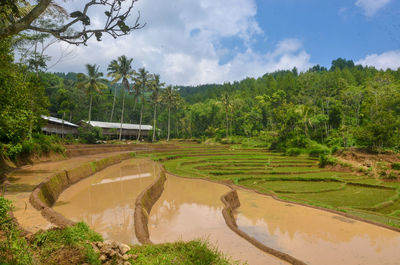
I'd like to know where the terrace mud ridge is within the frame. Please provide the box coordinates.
[29,152,135,229]
[134,166,167,244]
[220,190,308,265]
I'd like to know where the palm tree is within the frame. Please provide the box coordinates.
[107,55,135,140]
[150,74,165,142]
[133,67,151,143]
[220,91,232,138]
[76,64,107,122]
[161,85,180,141]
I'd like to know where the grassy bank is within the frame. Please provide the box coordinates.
[138,143,400,229]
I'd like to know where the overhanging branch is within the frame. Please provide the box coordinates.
[1,0,145,45]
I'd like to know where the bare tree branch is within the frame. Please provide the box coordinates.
[0,0,145,45]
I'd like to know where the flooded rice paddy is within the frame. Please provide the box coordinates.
[148,174,287,265]
[236,189,400,265]
[53,157,400,265]
[54,158,159,244]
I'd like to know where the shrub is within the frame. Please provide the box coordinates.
[308,146,330,158]
[331,145,341,154]
[319,154,337,168]
[386,171,398,180]
[391,163,400,170]
[286,148,302,156]
[78,126,103,144]
[0,197,32,264]
[5,143,23,161]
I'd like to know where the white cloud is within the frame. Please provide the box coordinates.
[47,0,312,85]
[356,50,400,70]
[355,0,392,16]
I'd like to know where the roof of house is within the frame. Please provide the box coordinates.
[83,121,153,131]
[41,115,79,127]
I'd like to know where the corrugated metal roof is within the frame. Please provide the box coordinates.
[83,120,153,131]
[41,115,79,127]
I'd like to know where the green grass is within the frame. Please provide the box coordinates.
[239,180,345,193]
[144,143,400,229]
[128,240,234,265]
[284,185,397,208]
[31,222,103,265]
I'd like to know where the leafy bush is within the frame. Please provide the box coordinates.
[331,145,341,154]
[4,134,65,162]
[386,171,398,180]
[308,144,330,158]
[78,126,103,144]
[391,163,400,170]
[5,143,23,161]
[286,148,302,156]
[319,154,337,168]
[0,197,32,264]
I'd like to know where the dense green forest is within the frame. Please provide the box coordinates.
[178,60,400,152]
[1,27,400,159]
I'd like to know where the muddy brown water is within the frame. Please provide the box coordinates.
[52,158,400,265]
[54,158,159,244]
[148,174,288,265]
[5,151,133,232]
[235,189,400,265]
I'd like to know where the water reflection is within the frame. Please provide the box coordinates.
[149,175,288,265]
[54,159,158,245]
[236,189,400,265]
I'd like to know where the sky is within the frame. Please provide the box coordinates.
[46,0,400,86]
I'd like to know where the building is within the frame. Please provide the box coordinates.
[81,121,153,139]
[41,115,79,136]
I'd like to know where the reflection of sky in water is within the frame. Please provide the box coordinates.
[54,159,157,245]
[235,190,400,265]
[92,173,152,185]
[237,215,284,252]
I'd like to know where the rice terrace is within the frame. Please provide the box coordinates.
[1,0,400,264]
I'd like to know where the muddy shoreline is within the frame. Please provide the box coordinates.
[29,153,135,228]
[134,166,167,244]
[221,190,307,265]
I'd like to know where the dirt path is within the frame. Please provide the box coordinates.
[4,151,133,233]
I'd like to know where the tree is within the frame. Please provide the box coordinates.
[220,90,232,138]
[76,64,107,122]
[0,0,144,45]
[133,67,151,142]
[150,74,164,142]
[161,86,181,141]
[107,55,135,140]
[0,38,48,143]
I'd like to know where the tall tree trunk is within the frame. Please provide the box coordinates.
[167,107,171,141]
[137,101,144,143]
[110,87,117,122]
[61,112,65,139]
[225,109,229,138]
[152,103,157,142]
[88,94,93,122]
[119,89,126,141]
[69,111,72,122]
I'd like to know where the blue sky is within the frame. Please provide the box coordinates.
[252,0,400,67]
[49,0,400,85]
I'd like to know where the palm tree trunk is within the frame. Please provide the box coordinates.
[167,107,171,141]
[119,89,126,141]
[62,112,65,139]
[225,110,229,138]
[137,101,144,143]
[88,94,93,122]
[152,103,157,142]
[110,87,117,122]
